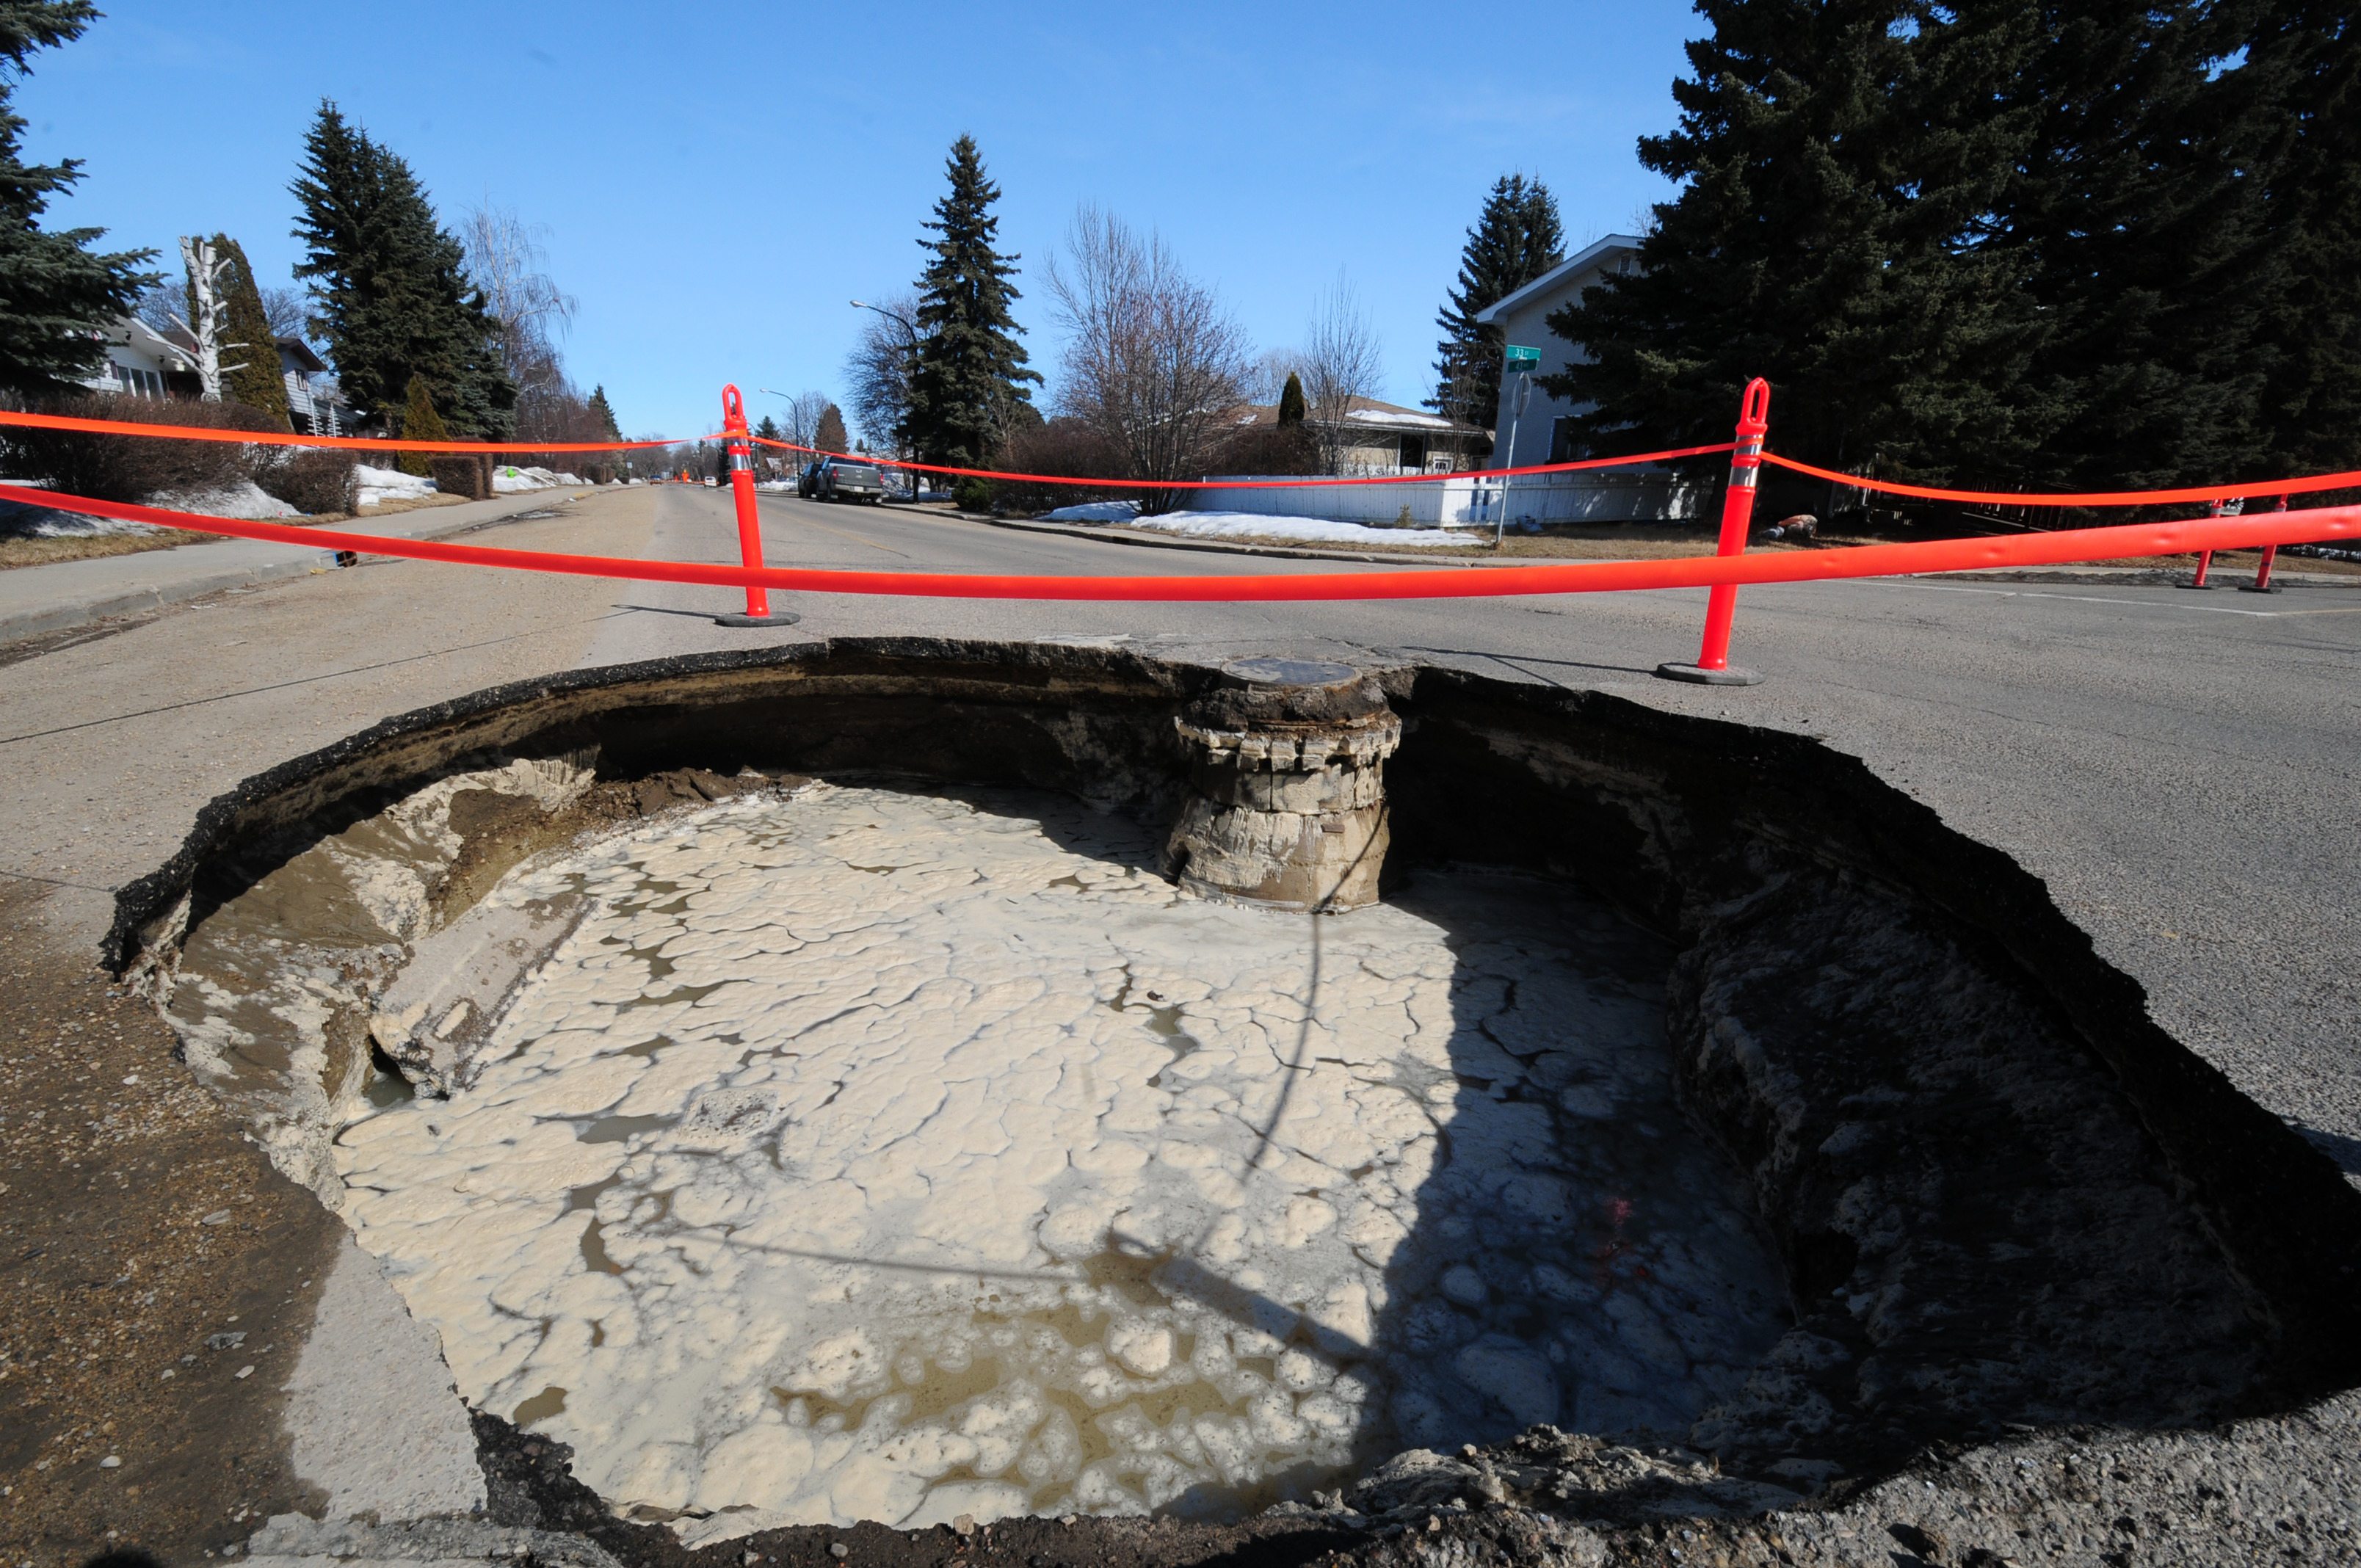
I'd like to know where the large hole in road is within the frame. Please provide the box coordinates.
[117,639,2361,1549]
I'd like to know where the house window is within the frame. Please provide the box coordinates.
[1548,417,1581,462]
[1398,434,1427,471]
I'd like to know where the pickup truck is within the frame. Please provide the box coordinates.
[797,457,886,504]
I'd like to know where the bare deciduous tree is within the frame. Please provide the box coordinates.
[844,291,922,459]
[463,203,579,438]
[259,285,310,342]
[1042,204,1250,514]
[1299,274,1385,474]
[780,389,832,457]
[1243,348,1305,409]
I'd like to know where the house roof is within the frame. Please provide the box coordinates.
[103,315,196,368]
[1473,233,1644,327]
[277,335,328,374]
[1230,395,1484,437]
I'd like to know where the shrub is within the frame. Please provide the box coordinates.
[954,476,993,513]
[427,455,489,499]
[4,391,274,504]
[991,417,1132,515]
[255,449,357,515]
[1216,418,1319,477]
[397,375,448,478]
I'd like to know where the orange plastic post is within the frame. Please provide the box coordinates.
[2184,499,2223,589]
[2243,495,2288,593]
[1657,378,1771,686]
[712,384,799,627]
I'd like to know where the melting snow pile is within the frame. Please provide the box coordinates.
[493,465,585,493]
[308,784,1781,1540]
[146,480,302,520]
[1041,502,1481,550]
[355,464,437,509]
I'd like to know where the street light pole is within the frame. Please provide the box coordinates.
[852,299,922,502]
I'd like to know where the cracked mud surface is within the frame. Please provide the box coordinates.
[173,781,1788,1540]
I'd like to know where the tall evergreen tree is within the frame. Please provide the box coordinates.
[1545,0,2052,482]
[815,403,849,455]
[1277,371,1307,426]
[289,101,515,438]
[587,382,622,441]
[0,1,155,396]
[907,135,1039,466]
[194,235,291,427]
[2235,0,2360,476]
[1547,0,2345,490]
[1429,175,1563,435]
[1986,0,2280,487]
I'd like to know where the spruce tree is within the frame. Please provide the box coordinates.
[1429,175,1563,435]
[588,383,622,441]
[815,403,849,455]
[396,371,446,477]
[1984,0,2278,487]
[0,1,156,396]
[1544,0,2050,482]
[290,101,515,438]
[907,135,1039,467]
[198,235,291,427]
[2220,0,2360,476]
[1277,371,1306,426]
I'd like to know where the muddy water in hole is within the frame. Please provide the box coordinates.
[186,781,1788,1539]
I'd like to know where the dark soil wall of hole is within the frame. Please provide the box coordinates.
[113,639,2361,1500]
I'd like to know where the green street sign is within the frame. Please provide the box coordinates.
[1504,344,1542,368]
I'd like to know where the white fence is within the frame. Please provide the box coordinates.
[1187,470,1711,528]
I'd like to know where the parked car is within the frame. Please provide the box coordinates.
[797,457,885,504]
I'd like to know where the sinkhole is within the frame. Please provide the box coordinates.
[119,639,2361,1547]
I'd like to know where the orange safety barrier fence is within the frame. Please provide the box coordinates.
[15,379,2361,687]
[3,480,2351,604]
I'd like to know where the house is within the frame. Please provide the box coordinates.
[1468,234,1706,526]
[278,336,360,436]
[1473,233,1642,468]
[83,316,194,399]
[1227,396,1490,475]
[79,317,361,435]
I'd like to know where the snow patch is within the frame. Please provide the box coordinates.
[147,480,301,520]
[492,465,585,493]
[1047,502,1483,550]
[355,465,436,509]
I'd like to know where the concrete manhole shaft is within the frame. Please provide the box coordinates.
[1165,658,1401,912]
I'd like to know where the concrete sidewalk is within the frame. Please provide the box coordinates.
[0,487,598,645]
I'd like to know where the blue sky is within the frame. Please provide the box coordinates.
[35,1,1698,438]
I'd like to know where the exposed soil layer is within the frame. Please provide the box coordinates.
[101,639,2361,1565]
[0,882,343,1565]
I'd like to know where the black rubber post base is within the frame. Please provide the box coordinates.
[2236,584,2282,595]
[2177,581,2215,590]
[1655,661,1765,686]
[713,611,802,628]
